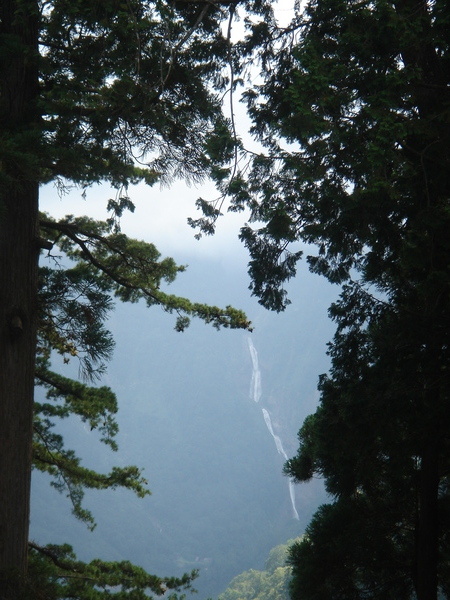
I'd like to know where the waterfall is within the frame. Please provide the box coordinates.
[262,409,286,457]
[288,481,299,521]
[247,338,262,403]
[262,409,299,521]
[247,337,299,520]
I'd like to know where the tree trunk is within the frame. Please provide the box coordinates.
[0,1,40,597]
[416,435,440,600]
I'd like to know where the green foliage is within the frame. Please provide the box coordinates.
[37,262,115,380]
[36,0,235,189]
[287,500,414,600]
[283,279,450,597]
[0,0,272,595]
[26,543,197,600]
[33,406,149,529]
[219,541,297,600]
[39,214,251,332]
[32,207,250,544]
[188,0,450,596]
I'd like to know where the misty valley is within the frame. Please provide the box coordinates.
[30,258,335,599]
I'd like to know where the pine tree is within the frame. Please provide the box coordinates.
[0,0,259,596]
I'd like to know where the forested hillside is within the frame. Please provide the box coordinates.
[219,539,297,600]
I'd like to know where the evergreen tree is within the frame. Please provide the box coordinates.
[0,0,260,597]
[194,0,450,597]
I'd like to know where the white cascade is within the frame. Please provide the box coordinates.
[262,408,286,457]
[246,336,299,521]
[247,338,262,403]
[262,408,300,521]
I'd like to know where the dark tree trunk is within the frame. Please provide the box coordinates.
[416,435,440,600]
[0,1,40,597]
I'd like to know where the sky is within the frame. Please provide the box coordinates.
[40,0,297,268]
[41,177,249,264]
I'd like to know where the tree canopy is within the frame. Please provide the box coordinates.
[1,0,260,597]
[191,0,450,597]
[3,0,450,597]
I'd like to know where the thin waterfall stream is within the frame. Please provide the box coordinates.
[247,338,299,520]
[248,337,262,403]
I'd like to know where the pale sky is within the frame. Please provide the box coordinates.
[41,176,250,264]
[40,0,297,265]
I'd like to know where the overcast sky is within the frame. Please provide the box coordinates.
[40,0,296,269]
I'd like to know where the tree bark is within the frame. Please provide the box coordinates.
[0,1,40,597]
[416,435,440,600]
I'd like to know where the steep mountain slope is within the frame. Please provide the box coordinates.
[30,256,335,599]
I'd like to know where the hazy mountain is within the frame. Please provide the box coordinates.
[30,254,337,599]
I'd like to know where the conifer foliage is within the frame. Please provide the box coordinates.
[0,1,256,597]
[202,0,449,597]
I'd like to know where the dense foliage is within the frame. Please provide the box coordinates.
[219,540,297,600]
[192,0,450,598]
[1,0,261,597]
[4,0,450,596]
